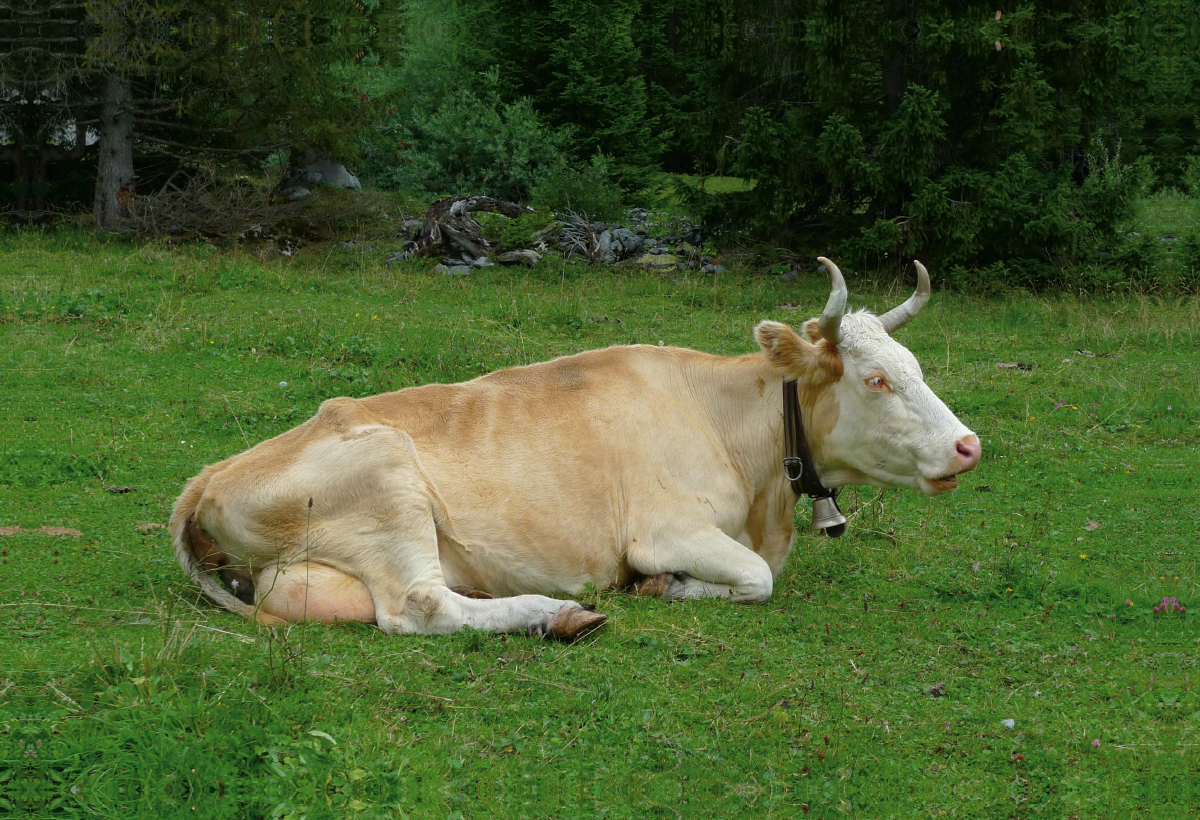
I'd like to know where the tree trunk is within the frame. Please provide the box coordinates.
[94,73,135,230]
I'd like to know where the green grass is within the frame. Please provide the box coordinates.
[1,229,1198,819]
[671,174,757,195]
[1128,187,1200,238]
[636,173,757,214]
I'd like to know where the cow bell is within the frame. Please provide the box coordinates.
[810,495,847,537]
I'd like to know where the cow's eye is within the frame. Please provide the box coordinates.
[865,374,889,391]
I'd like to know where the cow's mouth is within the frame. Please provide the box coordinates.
[927,475,959,492]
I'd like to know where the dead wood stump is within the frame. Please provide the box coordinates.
[414,195,534,261]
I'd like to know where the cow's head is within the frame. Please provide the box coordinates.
[756,258,980,496]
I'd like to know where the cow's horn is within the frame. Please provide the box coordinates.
[878,260,931,334]
[816,256,846,345]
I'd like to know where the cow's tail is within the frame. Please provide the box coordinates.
[169,467,270,623]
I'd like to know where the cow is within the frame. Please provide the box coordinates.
[170,258,980,639]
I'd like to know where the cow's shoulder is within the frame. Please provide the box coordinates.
[311,395,385,435]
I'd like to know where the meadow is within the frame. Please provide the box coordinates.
[1,228,1197,818]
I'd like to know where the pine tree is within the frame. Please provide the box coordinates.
[454,0,662,176]
[676,0,1152,272]
[0,0,94,218]
[1,0,398,228]
[1138,0,1200,186]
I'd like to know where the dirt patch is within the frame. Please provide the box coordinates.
[36,526,84,537]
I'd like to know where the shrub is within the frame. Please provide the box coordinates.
[1174,235,1200,291]
[1184,156,1200,196]
[475,210,557,249]
[366,71,567,203]
[532,153,625,221]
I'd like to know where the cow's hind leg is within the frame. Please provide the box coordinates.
[294,423,604,639]
[255,561,377,624]
[628,526,774,603]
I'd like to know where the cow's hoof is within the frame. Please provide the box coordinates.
[550,606,607,641]
[451,585,494,600]
[631,572,672,598]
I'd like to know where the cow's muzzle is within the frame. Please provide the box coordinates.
[923,435,981,494]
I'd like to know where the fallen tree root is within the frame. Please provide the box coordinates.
[413,195,533,260]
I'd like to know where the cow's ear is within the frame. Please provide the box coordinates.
[755,320,843,382]
[755,321,813,378]
[803,320,823,343]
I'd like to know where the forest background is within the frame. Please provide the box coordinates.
[2,0,1199,288]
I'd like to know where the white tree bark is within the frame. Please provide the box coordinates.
[94,73,134,229]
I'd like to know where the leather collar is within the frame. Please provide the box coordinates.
[783,379,844,537]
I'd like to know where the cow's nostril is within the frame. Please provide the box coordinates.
[955,436,981,470]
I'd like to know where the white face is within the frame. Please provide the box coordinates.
[812,313,979,496]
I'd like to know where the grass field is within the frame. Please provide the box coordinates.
[1,229,1197,818]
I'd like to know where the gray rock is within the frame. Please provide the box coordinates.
[644,237,658,249]
[294,157,361,189]
[817,263,828,273]
[433,264,450,275]
[384,251,411,264]
[497,249,541,266]
[447,265,473,276]
[597,230,616,263]
[612,228,643,255]
[781,271,798,282]
[470,256,495,268]
[402,219,423,234]
[283,186,311,201]
[700,263,716,274]
[592,222,606,232]
[713,264,728,274]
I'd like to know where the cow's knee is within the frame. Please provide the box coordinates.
[737,565,774,604]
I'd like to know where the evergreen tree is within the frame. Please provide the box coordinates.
[674,1,1153,273]
[1138,0,1200,186]
[0,0,95,217]
[454,0,662,176]
[1,0,398,227]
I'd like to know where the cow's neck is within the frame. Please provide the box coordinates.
[689,353,835,499]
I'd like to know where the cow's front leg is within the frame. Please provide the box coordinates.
[628,527,773,603]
